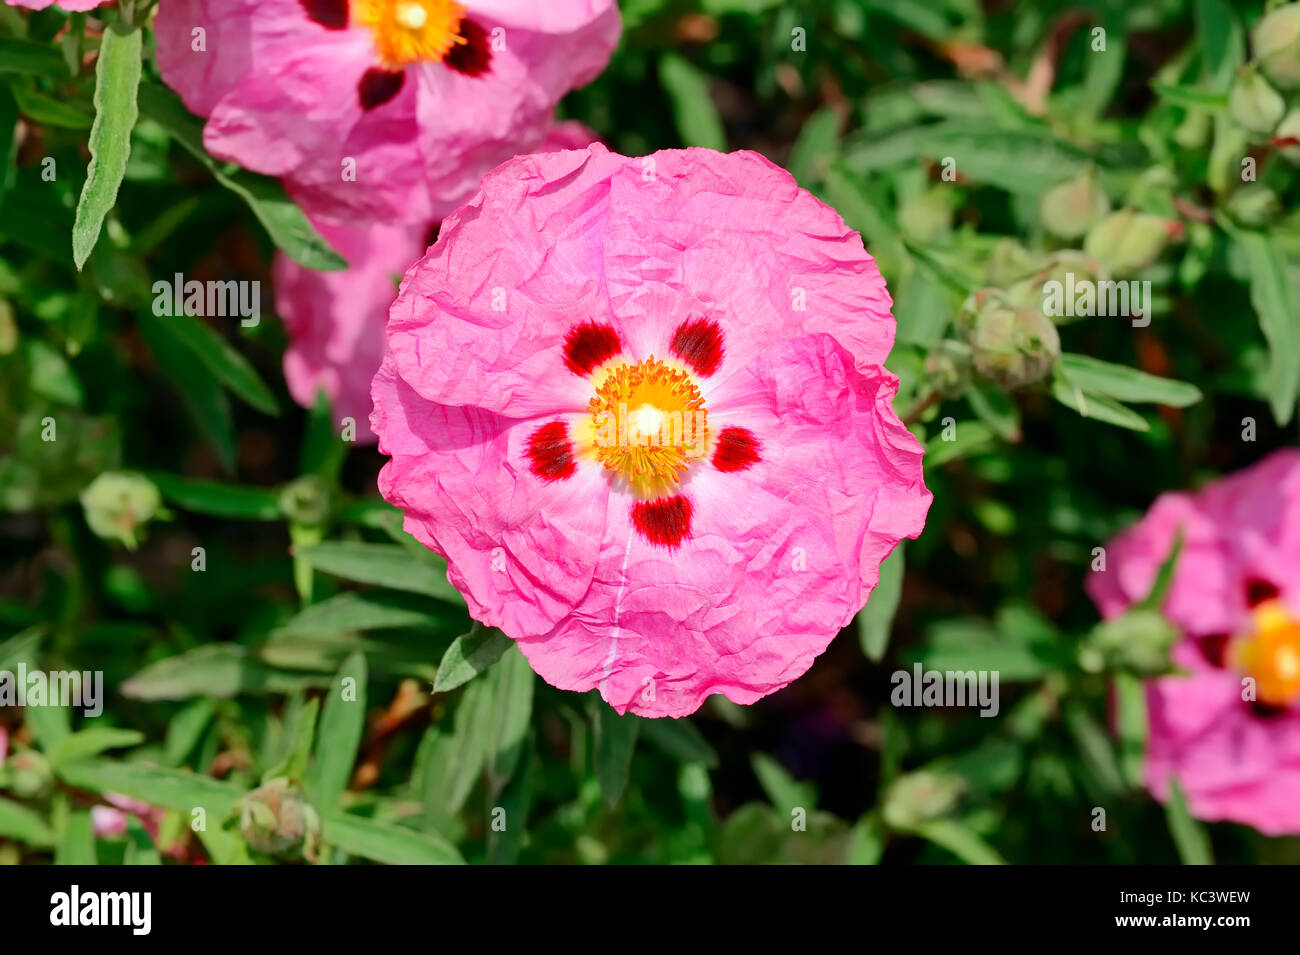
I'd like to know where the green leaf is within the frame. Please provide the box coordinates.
[71,23,142,269]
[0,38,67,78]
[482,646,534,796]
[433,622,511,693]
[1195,0,1245,93]
[1057,354,1202,407]
[137,313,237,470]
[593,704,639,808]
[1051,376,1151,432]
[639,717,719,768]
[120,644,322,701]
[306,651,367,810]
[751,752,816,812]
[123,816,162,865]
[419,676,497,816]
[925,420,997,465]
[0,82,17,204]
[1114,673,1147,790]
[55,809,96,865]
[1230,230,1300,425]
[786,107,841,186]
[322,813,464,865]
[1149,83,1227,109]
[967,385,1021,442]
[858,542,905,662]
[1166,778,1213,865]
[910,818,1005,865]
[56,760,244,817]
[163,699,217,767]
[1136,530,1183,611]
[0,796,55,848]
[486,731,534,865]
[279,590,449,637]
[12,82,93,129]
[847,814,886,864]
[137,309,279,415]
[136,83,346,271]
[1064,703,1125,796]
[148,472,281,520]
[659,54,726,150]
[25,703,71,751]
[48,728,144,769]
[263,697,318,783]
[296,542,462,604]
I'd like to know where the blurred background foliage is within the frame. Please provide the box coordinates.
[2,0,1299,864]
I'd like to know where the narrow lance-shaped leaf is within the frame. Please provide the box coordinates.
[72,22,142,269]
[307,652,367,810]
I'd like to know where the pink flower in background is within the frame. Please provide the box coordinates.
[0,726,7,767]
[1088,449,1300,834]
[155,0,621,225]
[4,1,105,10]
[371,145,931,717]
[273,122,600,441]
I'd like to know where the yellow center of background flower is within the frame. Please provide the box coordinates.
[1234,600,1300,707]
[356,0,467,69]
[585,359,708,498]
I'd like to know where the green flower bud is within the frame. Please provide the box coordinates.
[237,778,321,859]
[985,239,1038,288]
[962,291,1061,390]
[1016,251,1109,325]
[1226,186,1284,227]
[954,287,1002,341]
[79,471,166,550]
[898,187,954,244]
[6,750,53,800]
[1275,107,1300,165]
[1079,608,1179,676]
[1082,209,1175,277]
[277,475,331,526]
[1039,167,1110,240]
[924,340,973,399]
[1228,66,1285,136]
[882,771,965,830]
[1253,2,1300,91]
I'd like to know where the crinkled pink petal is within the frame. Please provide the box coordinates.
[155,0,620,226]
[6,0,105,10]
[1088,449,1300,833]
[372,146,931,717]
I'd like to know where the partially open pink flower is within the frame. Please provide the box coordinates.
[155,0,620,225]
[371,145,931,717]
[1088,449,1300,834]
[274,122,599,441]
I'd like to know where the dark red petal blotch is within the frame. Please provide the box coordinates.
[670,317,724,377]
[300,0,349,29]
[712,426,761,473]
[446,19,493,77]
[1245,577,1280,608]
[632,496,692,548]
[563,322,622,376]
[1196,633,1231,669]
[358,68,406,111]
[527,421,577,481]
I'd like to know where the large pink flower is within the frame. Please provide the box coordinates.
[273,121,599,442]
[370,145,931,718]
[1087,449,1300,834]
[154,0,620,225]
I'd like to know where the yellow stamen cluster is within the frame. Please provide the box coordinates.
[355,0,467,69]
[587,358,708,497]
[1234,600,1300,707]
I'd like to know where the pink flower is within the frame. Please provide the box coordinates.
[0,726,7,768]
[1087,449,1300,834]
[5,1,105,10]
[370,145,931,717]
[155,0,621,225]
[273,122,600,441]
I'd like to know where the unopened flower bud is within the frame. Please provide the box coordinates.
[1017,251,1109,326]
[924,340,973,398]
[1079,608,1179,676]
[278,475,331,526]
[1226,186,1283,227]
[1083,209,1175,277]
[898,187,954,244]
[985,239,1038,288]
[237,778,321,858]
[1275,107,1300,165]
[79,472,166,550]
[1228,66,1285,136]
[1039,167,1110,239]
[882,770,965,830]
[1253,2,1300,91]
[962,292,1061,390]
[6,750,52,800]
